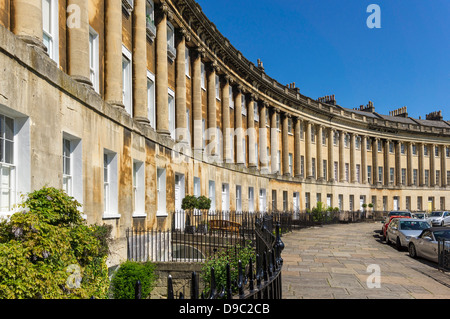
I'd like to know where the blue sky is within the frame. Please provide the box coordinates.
[195,0,450,120]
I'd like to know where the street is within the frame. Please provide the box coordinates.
[281,222,450,299]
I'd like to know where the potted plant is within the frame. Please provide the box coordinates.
[182,195,198,234]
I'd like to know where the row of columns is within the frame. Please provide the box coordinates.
[11,0,450,188]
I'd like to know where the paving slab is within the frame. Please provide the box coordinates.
[281,222,450,299]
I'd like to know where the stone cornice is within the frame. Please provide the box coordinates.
[168,0,450,140]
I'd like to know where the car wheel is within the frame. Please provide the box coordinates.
[409,243,417,258]
[396,237,402,251]
[441,221,444,226]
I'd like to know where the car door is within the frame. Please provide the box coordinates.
[444,212,450,226]
[420,230,438,262]
[387,219,398,243]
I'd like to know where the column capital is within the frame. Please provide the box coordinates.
[193,46,206,59]
[178,28,191,42]
[160,2,174,20]
[207,60,220,73]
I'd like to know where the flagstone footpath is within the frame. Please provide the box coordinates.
[281,222,450,299]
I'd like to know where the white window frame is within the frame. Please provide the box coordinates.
[201,62,206,90]
[215,74,220,100]
[156,168,167,216]
[193,177,201,197]
[248,187,254,212]
[168,88,175,139]
[236,185,242,212]
[132,160,146,217]
[103,150,119,219]
[167,21,176,60]
[42,0,59,65]
[89,27,99,93]
[62,133,83,209]
[185,47,190,77]
[229,86,234,109]
[147,70,156,129]
[122,45,133,116]
[208,180,215,211]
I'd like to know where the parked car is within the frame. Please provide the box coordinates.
[381,214,412,241]
[408,227,450,263]
[386,218,431,250]
[427,211,450,226]
[412,212,428,220]
[383,211,412,225]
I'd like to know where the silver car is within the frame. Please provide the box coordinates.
[408,227,450,263]
[386,218,431,250]
[412,212,428,220]
[427,211,450,226]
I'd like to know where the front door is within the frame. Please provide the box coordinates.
[174,174,185,230]
[222,183,229,215]
[393,197,399,211]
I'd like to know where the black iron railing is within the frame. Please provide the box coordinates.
[438,239,450,272]
[165,218,284,300]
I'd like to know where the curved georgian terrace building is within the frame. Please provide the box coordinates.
[0,0,449,263]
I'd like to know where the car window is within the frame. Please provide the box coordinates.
[430,212,443,217]
[433,230,450,241]
[400,221,430,230]
[421,230,432,239]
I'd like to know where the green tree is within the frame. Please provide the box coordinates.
[0,187,111,299]
[110,260,157,299]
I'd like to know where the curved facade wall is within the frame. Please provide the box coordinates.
[1,0,449,264]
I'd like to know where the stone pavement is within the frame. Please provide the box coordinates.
[281,222,450,299]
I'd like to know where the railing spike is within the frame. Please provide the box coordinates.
[167,275,174,299]
[190,271,198,299]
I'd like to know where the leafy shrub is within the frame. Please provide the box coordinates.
[197,196,211,210]
[181,195,198,210]
[0,187,111,299]
[110,261,157,299]
[200,242,255,297]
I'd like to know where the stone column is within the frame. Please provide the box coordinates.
[328,128,335,182]
[192,47,204,152]
[407,142,413,186]
[372,138,379,185]
[339,130,345,182]
[104,0,124,108]
[270,107,279,174]
[350,133,356,183]
[248,94,257,167]
[430,143,436,186]
[317,125,323,181]
[155,3,170,135]
[282,112,289,176]
[132,0,149,122]
[235,86,244,165]
[222,75,231,162]
[12,0,46,51]
[418,143,425,186]
[67,0,91,86]
[395,141,402,185]
[175,29,189,141]
[361,135,367,184]
[294,117,302,177]
[207,62,218,156]
[384,139,391,186]
[260,101,269,172]
[441,145,447,187]
[305,121,313,179]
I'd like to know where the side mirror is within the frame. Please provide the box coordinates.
[423,236,432,241]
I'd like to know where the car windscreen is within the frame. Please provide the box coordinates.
[399,221,430,230]
[430,212,443,217]
[433,230,450,241]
